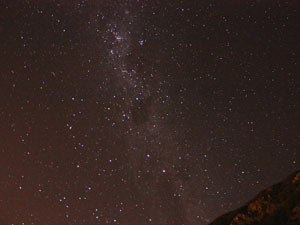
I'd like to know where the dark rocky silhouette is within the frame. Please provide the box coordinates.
[209,170,300,225]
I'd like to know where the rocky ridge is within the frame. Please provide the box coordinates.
[209,170,300,225]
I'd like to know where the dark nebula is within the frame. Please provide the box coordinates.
[131,96,153,124]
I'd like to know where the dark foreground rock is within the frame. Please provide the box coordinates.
[209,170,300,225]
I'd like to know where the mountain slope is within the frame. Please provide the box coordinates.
[209,170,300,225]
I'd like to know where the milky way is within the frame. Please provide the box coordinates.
[0,0,299,224]
[103,3,190,222]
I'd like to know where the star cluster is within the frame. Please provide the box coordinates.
[0,0,299,224]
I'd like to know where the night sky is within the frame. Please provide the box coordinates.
[0,0,299,224]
